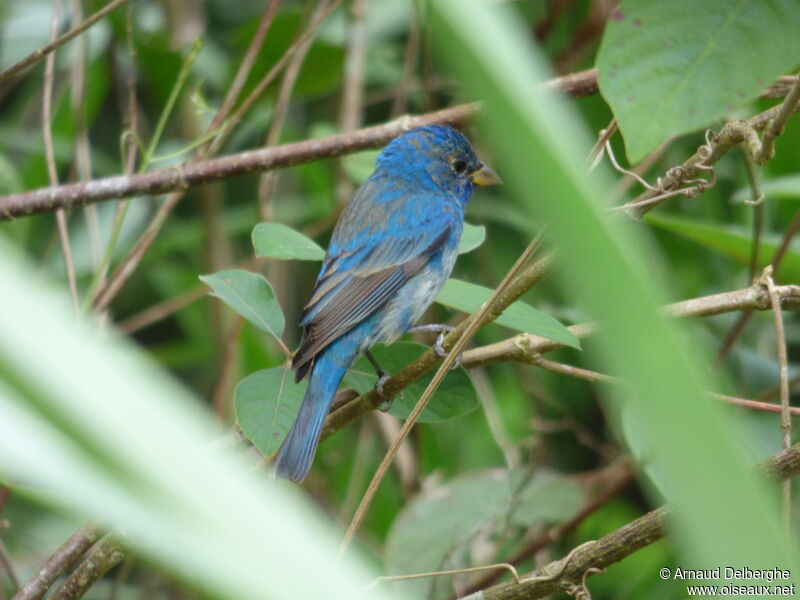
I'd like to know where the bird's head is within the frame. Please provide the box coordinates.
[376,125,501,201]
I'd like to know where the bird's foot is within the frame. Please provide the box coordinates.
[365,349,400,411]
[409,323,463,369]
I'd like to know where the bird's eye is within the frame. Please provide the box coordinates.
[452,159,468,175]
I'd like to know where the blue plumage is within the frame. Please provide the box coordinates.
[274,125,500,482]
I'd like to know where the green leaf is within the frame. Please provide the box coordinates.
[251,222,325,261]
[645,213,800,282]
[596,0,800,162]
[457,222,486,254]
[199,269,285,339]
[343,342,479,422]
[341,149,380,184]
[436,278,580,349]
[509,470,584,527]
[385,470,512,598]
[235,366,307,456]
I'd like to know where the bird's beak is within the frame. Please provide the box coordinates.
[469,163,502,186]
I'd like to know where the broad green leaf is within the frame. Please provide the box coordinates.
[508,470,584,527]
[457,222,486,254]
[436,278,580,349]
[386,468,584,598]
[732,175,800,204]
[344,342,478,422]
[235,367,308,457]
[199,269,285,339]
[385,470,511,598]
[645,213,800,282]
[432,0,797,581]
[596,0,800,162]
[252,222,325,261]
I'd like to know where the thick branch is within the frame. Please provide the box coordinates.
[466,442,800,600]
[12,525,99,600]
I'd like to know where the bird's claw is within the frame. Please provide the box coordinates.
[410,323,462,370]
[375,373,401,412]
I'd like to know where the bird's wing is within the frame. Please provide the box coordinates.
[292,190,458,380]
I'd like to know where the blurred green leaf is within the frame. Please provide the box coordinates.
[646,213,800,282]
[235,366,307,456]
[341,149,380,184]
[437,278,580,348]
[199,269,285,339]
[386,468,584,598]
[457,223,486,254]
[385,470,511,598]
[252,222,326,261]
[508,470,584,527]
[596,0,800,162]
[432,0,798,578]
[344,342,479,422]
[0,241,391,600]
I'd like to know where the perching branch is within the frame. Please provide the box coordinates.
[322,280,800,440]
[11,525,100,600]
[463,442,800,600]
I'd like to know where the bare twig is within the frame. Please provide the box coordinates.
[0,538,19,593]
[717,207,800,361]
[49,534,125,600]
[11,524,100,600]
[621,98,800,219]
[42,0,80,315]
[369,563,520,590]
[339,235,545,553]
[761,267,792,526]
[0,0,132,84]
[756,74,800,164]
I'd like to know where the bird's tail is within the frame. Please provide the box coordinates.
[274,353,349,482]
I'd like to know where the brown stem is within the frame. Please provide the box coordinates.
[48,534,125,600]
[11,525,100,600]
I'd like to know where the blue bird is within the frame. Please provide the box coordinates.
[274,125,500,482]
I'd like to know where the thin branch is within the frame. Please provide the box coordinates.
[42,0,80,315]
[11,524,100,600]
[621,98,800,219]
[756,74,800,164]
[465,442,800,600]
[717,206,800,361]
[0,538,19,593]
[0,0,132,84]
[761,268,792,526]
[48,534,124,600]
[339,235,545,552]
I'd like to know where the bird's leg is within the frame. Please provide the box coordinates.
[408,323,462,369]
[364,350,396,411]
